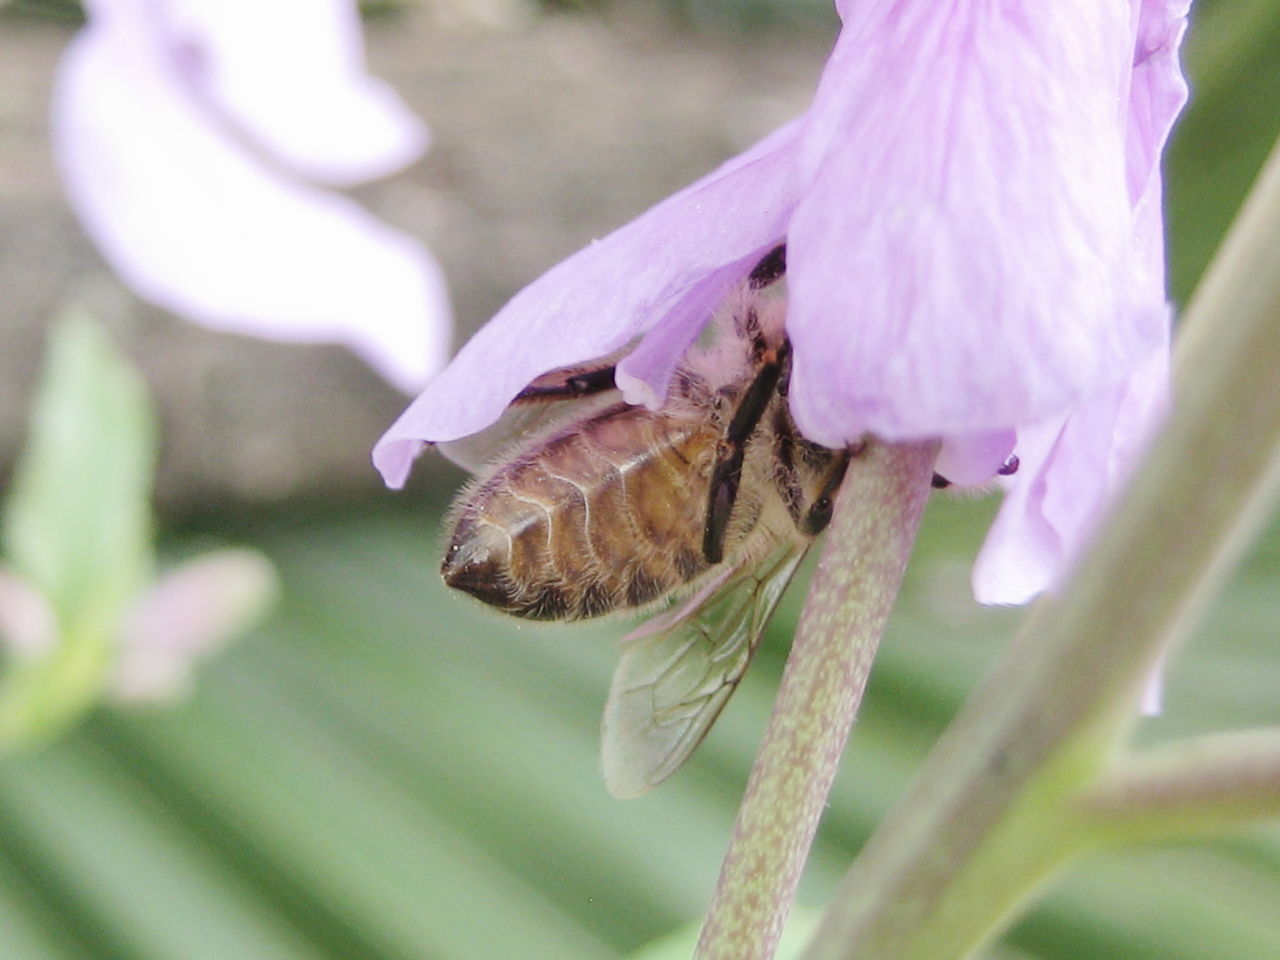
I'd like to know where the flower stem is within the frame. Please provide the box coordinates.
[694,439,939,960]
[799,134,1280,960]
[1079,729,1280,842]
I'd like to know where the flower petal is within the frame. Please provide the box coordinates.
[935,430,1016,487]
[614,256,773,410]
[1125,0,1192,301]
[786,1,1164,447]
[53,16,452,393]
[150,0,429,185]
[111,549,278,703]
[973,340,1169,604]
[1127,1,1193,206]
[373,118,806,487]
[969,418,1066,605]
[0,568,57,659]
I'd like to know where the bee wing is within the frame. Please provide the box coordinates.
[601,545,810,798]
[437,355,624,472]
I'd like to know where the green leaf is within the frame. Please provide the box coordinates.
[5,309,155,631]
[0,310,156,745]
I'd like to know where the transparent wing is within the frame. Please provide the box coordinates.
[438,355,624,472]
[601,544,810,798]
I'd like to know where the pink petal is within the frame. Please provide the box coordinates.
[969,0,1187,603]
[614,258,766,410]
[373,119,806,487]
[111,549,278,702]
[973,340,1169,604]
[1125,0,1192,302]
[786,1,1163,447]
[0,569,57,659]
[970,418,1067,605]
[148,0,429,185]
[1127,1,1193,208]
[53,15,451,393]
[935,430,1016,487]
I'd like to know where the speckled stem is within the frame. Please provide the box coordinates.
[693,439,940,960]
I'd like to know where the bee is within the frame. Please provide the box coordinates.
[441,245,853,797]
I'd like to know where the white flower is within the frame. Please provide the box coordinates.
[54,0,452,392]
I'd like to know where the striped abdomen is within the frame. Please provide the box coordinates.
[442,403,719,620]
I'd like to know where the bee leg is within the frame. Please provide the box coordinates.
[730,246,788,356]
[512,363,618,403]
[747,243,787,289]
[702,346,789,564]
[773,411,808,529]
[733,304,765,356]
[801,449,852,536]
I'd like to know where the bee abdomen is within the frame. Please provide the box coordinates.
[442,480,582,620]
[443,407,718,621]
[440,525,513,610]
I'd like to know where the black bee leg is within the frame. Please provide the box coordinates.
[512,363,618,404]
[747,243,787,290]
[702,346,788,564]
[772,411,808,528]
[801,449,852,536]
[733,246,788,359]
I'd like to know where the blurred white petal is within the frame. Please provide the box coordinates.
[54,4,452,393]
[150,0,429,184]
[111,549,278,703]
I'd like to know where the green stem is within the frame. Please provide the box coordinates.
[0,619,116,748]
[694,439,939,960]
[800,133,1280,960]
[1080,729,1280,842]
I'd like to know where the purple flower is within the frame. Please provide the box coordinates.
[375,0,1191,603]
[54,0,451,392]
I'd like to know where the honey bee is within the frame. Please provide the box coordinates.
[441,245,853,796]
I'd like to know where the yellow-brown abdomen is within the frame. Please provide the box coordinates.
[443,404,719,620]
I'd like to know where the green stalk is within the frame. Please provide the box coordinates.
[1080,729,1280,842]
[0,619,117,746]
[694,439,939,960]
[799,135,1280,960]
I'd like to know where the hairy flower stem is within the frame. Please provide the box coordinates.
[800,135,1280,960]
[694,439,940,960]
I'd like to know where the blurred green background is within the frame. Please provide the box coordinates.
[1,1,1278,959]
